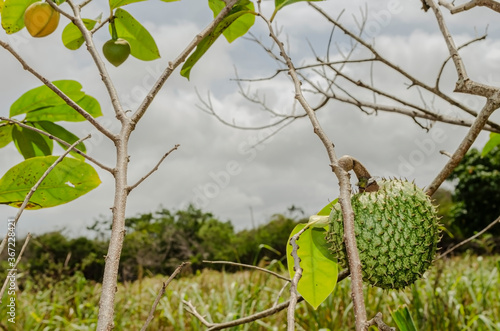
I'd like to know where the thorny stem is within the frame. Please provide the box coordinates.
[260,13,368,331]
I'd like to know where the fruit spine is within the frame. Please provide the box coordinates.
[326,178,440,289]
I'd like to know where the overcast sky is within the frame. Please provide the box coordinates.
[1,0,499,238]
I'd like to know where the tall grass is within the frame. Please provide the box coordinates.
[1,254,499,330]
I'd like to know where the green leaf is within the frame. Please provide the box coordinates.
[12,124,53,159]
[287,224,338,309]
[10,80,102,122]
[34,121,86,160]
[317,198,338,216]
[271,0,323,22]
[10,80,85,117]
[481,133,500,157]
[209,0,255,43]
[25,94,102,122]
[61,19,97,50]
[109,0,146,9]
[181,1,254,79]
[113,8,160,61]
[0,156,101,209]
[391,306,418,331]
[0,122,13,148]
[0,0,5,13]
[1,0,37,34]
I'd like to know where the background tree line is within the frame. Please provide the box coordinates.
[2,146,499,285]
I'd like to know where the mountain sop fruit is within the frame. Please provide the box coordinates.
[102,38,131,67]
[24,2,60,38]
[326,179,440,289]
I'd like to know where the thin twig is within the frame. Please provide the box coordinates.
[0,233,32,304]
[308,2,500,132]
[183,270,349,331]
[128,144,180,192]
[202,260,290,282]
[439,0,500,14]
[0,117,113,173]
[0,135,91,256]
[141,262,191,331]
[438,215,500,259]
[426,100,499,195]
[365,312,395,331]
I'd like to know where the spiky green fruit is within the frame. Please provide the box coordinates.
[326,179,440,289]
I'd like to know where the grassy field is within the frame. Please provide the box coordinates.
[2,254,499,330]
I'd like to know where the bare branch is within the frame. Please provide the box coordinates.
[0,233,32,304]
[128,144,180,193]
[426,100,500,195]
[365,312,395,331]
[184,269,349,331]
[203,260,291,282]
[427,0,500,100]
[435,34,488,89]
[438,215,500,259]
[0,135,91,256]
[259,12,368,331]
[439,0,500,14]
[0,117,113,173]
[141,262,191,331]
[308,2,500,131]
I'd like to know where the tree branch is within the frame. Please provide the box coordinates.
[438,214,500,259]
[140,262,191,331]
[426,100,499,195]
[438,0,500,14]
[365,312,395,331]
[64,0,128,125]
[0,117,113,173]
[128,144,180,193]
[202,260,291,282]
[0,40,114,140]
[259,12,368,331]
[308,2,500,131]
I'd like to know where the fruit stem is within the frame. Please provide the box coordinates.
[338,155,379,193]
[110,18,118,41]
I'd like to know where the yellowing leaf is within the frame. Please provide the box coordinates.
[0,156,101,209]
[1,0,37,34]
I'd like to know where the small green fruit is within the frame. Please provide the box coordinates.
[102,38,131,67]
[326,179,440,289]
